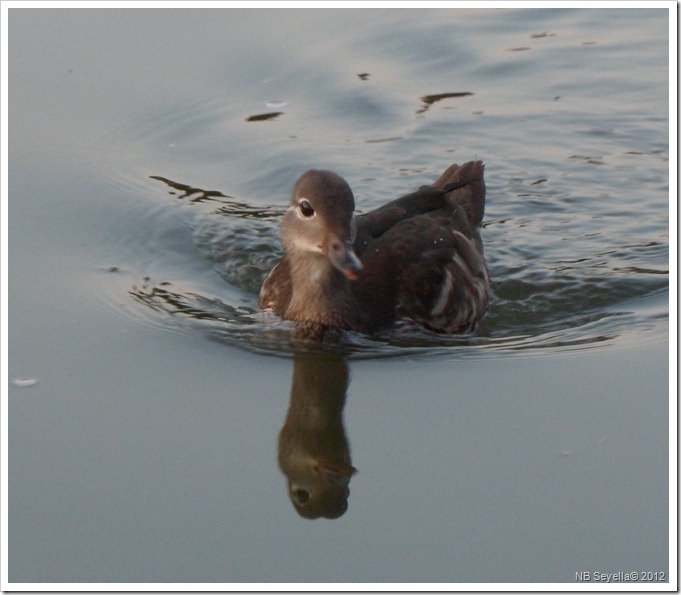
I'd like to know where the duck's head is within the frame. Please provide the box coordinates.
[281,170,363,281]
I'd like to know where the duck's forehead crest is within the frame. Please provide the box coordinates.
[293,170,354,210]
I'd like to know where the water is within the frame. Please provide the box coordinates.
[7,6,671,586]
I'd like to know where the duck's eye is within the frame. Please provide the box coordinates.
[293,488,311,504]
[298,199,315,218]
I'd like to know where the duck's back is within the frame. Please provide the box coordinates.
[351,161,489,333]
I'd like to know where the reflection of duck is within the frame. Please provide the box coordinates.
[260,162,489,334]
[278,354,356,519]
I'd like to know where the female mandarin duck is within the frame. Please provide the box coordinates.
[259,161,490,334]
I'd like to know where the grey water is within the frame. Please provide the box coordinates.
[8,7,670,585]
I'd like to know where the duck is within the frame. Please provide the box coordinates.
[259,161,490,334]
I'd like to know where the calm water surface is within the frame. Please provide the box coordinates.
[8,7,671,585]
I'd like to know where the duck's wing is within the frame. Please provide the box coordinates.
[354,161,485,255]
[353,213,490,333]
[352,161,488,333]
[354,187,444,251]
[258,257,292,314]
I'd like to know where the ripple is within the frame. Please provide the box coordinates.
[116,168,669,362]
[122,273,667,362]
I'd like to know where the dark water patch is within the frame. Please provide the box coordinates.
[150,175,234,203]
[365,136,404,144]
[246,111,284,122]
[417,91,473,114]
[529,32,556,39]
[151,175,284,220]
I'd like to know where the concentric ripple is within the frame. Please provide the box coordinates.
[120,174,668,360]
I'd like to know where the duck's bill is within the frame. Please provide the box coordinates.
[316,459,357,486]
[325,236,363,280]
[337,254,363,281]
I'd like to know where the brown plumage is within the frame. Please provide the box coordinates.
[259,161,490,334]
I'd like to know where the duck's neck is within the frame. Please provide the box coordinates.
[286,250,357,328]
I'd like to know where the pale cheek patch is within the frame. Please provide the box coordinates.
[294,236,324,253]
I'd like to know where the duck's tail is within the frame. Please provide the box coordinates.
[434,161,486,227]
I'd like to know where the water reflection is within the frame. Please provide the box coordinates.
[278,353,356,519]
